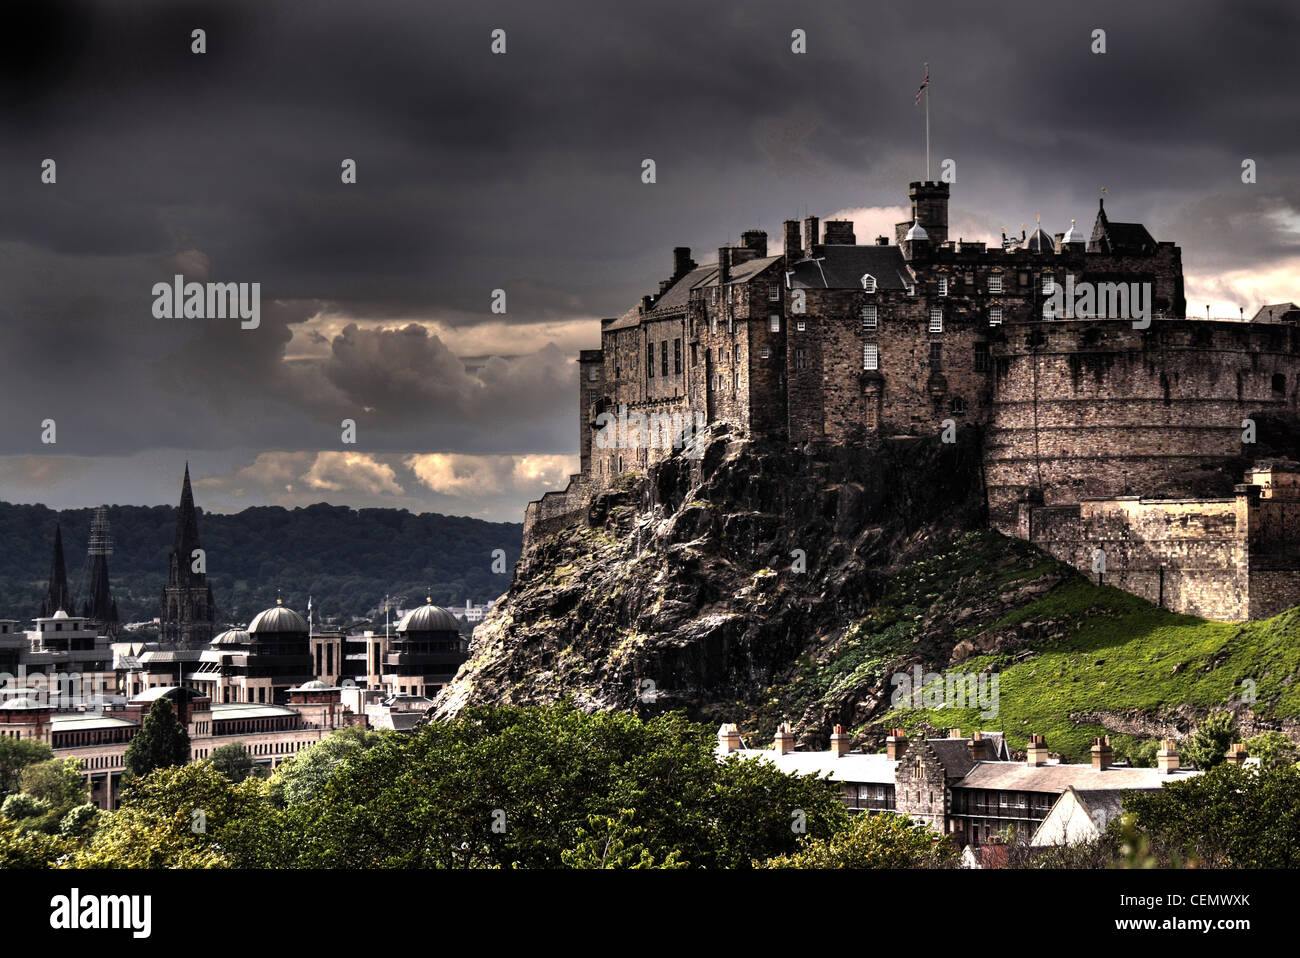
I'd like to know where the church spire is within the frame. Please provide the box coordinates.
[160,463,215,645]
[40,521,72,617]
[174,461,202,565]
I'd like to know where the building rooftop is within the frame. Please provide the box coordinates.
[723,747,898,784]
[957,761,1198,792]
[786,245,911,291]
[210,702,297,721]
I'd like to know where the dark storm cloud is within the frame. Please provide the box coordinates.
[0,0,1297,511]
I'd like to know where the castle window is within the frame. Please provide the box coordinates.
[989,307,1003,326]
[1273,373,1287,396]
[862,305,878,330]
[796,320,806,332]
[734,344,741,365]
[647,343,655,378]
[711,288,718,305]
[938,277,949,297]
[795,348,809,370]
[929,342,943,371]
[588,366,598,382]
[950,396,966,414]
[988,275,1002,293]
[691,343,698,366]
[770,315,780,333]
[710,315,717,335]
[1042,302,1056,321]
[768,284,780,301]
[929,308,943,333]
[727,314,734,335]
[1041,275,1055,294]
[974,342,989,372]
[861,274,877,293]
[673,339,682,374]
[760,346,770,359]
[863,343,878,371]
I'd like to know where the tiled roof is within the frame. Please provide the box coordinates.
[786,246,910,290]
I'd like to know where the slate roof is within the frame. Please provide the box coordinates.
[786,246,911,290]
[957,761,1197,793]
[649,264,717,313]
[724,747,898,784]
[1252,303,1300,323]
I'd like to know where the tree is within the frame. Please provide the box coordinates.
[1182,711,1237,770]
[1243,731,1300,769]
[561,809,687,869]
[267,725,384,806]
[761,811,953,869]
[1123,762,1300,867]
[59,803,99,838]
[0,737,53,796]
[0,820,69,868]
[18,758,89,815]
[208,742,258,783]
[123,698,190,778]
[1,793,50,821]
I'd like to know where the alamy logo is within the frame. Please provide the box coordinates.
[49,889,151,939]
[594,404,707,459]
[1044,274,1152,329]
[890,665,999,719]
[151,274,260,329]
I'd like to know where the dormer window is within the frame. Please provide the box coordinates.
[907,282,916,297]
[861,274,877,293]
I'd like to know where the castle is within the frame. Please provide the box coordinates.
[526,179,1300,622]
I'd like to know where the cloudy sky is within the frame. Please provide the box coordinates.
[2,0,1297,521]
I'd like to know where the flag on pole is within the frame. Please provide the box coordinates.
[915,69,930,104]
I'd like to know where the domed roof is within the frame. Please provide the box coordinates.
[1026,226,1054,252]
[1062,218,1084,245]
[210,628,251,647]
[293,679,333,691]
[52,610,68,620]
[248,603,308,634]
[904,220,928,242]
[397,600,461,634]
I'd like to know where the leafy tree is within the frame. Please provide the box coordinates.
[0,820,69,868]
[276,703,846,869]
[267,726,384,806]
[69,763,281,869]
[19,758,89,815]
[1123,762,1300,867]
[1243,730,1300,769]
[59,803,99,838]
[0,737,53,796]
[208,742,259,783]
[123,698,190,779]
[1181,710,1237,770]
[761,811,953,869]
[1,793,49,820]
[561,809,687,869]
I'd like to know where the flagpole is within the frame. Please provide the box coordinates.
[925,61,930,181]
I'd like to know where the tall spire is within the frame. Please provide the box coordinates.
[160,462,215,645]
[40,521,72,617]
[83,507,118,633]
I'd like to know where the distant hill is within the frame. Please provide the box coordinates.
[0,501,522,629]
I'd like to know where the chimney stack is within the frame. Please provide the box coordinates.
[1224,742,1249,766]
[885,728,908,760]
[740,229,768,257]
[718,723,741,753]
[773,722,795,755]
[1090,735,1113,771]
[717,247,731,286]
[968,730,986,762]
[830,724,851,757]
[783,220,802,261]
[672,246,695,280]
[1026,733,1050,766]
[802,216,820,257]
[875,235,889,246]
[947,727,962,739]
[1157,739,1180,774]
[822,220,856,245]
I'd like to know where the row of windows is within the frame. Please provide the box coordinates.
[860,342,992,374]
[646,339,684,378]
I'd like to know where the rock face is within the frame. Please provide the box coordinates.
[435,425,990,725]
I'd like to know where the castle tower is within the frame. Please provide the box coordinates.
[908,181,949,245]
[159,464,215,645]
[39,522,72,617]
[82,507,118,636]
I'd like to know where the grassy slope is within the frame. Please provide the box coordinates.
[764,530,1300,762]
